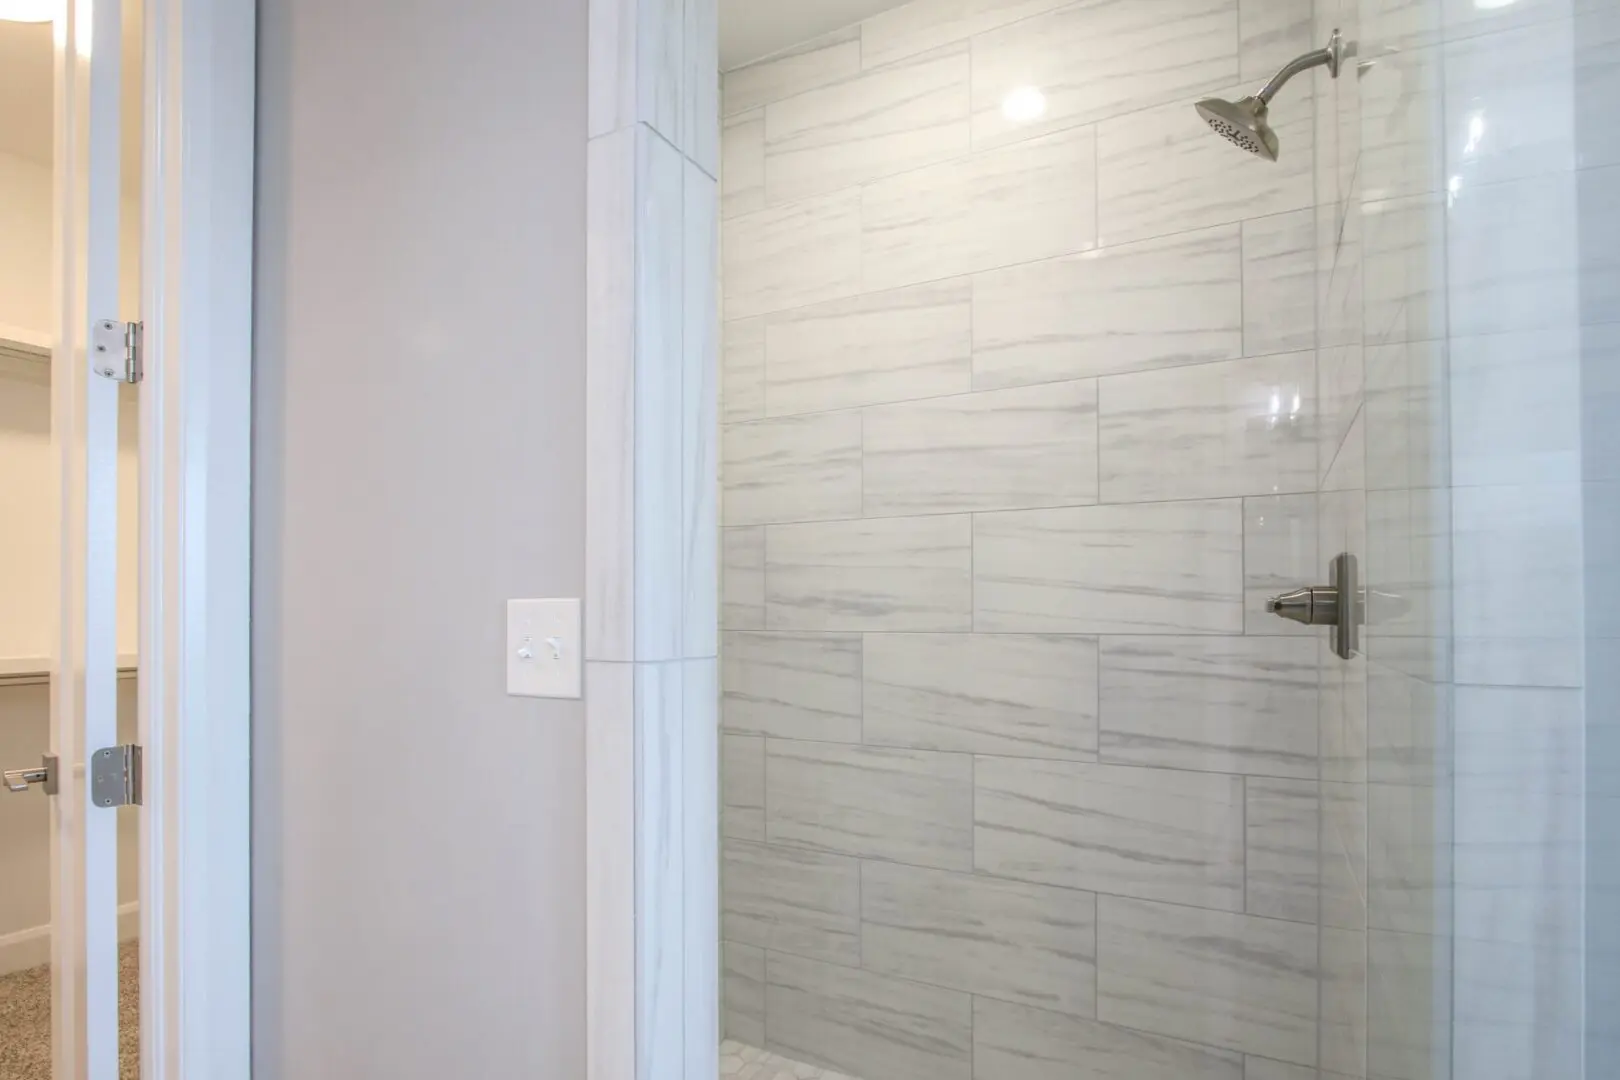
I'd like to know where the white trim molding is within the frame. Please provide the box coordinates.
[585,1,719,1077]
[138,0,255,1078]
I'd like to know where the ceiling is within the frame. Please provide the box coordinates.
[719,0,915,69]
[0,1,144,179]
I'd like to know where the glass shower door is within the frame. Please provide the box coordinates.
[1314,0,1619,1077]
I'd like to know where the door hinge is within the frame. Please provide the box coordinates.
[92,319,143,384]
[91,744,143,807]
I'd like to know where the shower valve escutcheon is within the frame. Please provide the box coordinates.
[1266,552,1361,660]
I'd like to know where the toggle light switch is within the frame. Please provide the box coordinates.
[506,598,582,699]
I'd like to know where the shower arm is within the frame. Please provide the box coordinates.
[1255,30,1344,106]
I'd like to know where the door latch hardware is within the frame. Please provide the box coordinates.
[1267,552,1361,659]
[92,319,143,384]
[3,755,58,795]
[91,744,143,807]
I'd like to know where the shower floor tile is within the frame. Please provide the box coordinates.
[719,1039,863,1080]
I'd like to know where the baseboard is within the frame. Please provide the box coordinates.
[0,901,141,977]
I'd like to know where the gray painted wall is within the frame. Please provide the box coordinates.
[251,1,588,1075]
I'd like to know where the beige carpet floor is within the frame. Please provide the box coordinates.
[0,939,138,1080]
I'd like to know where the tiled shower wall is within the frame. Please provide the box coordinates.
[717,1,1331,1078]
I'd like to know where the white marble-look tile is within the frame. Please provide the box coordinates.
[723,26,862,116]
[765,280,972,416]
[636,131,690,663]
[1439,0,1577,42]
[765,952,972,1080]
[862,125,1098,292]
[1239,0,1315,82]
[1098,350,1317,502]
[974,998,1245,1080]
[683,660,719,1080]
[972,225,1243,389]
[723,943,766,1047]
[970,0,1239,149]
[722,839,861,965]
[1444,19,1590,190]
[1358,43,1444,201]
[635,662,684,1077]
[1320,780,1369,932]
[1361,194,1446,347]
[1097,87,1312,246]
[721,412,862,526]
[637,0,683,149]
[766,740,975,870]
[863,380,1099,515]
[1366,660,1449,785]
[683,0,718,175]
[722,733,765,841]
[1097,895,1319,1066]
[764,44,971,205]
[1366,929,1451,1080]
[721,631,862,742]
[1319,926,1368,1078]
[862,861,1098,1016]
[766,516,973,631]
[860,0,1073,71]
[1364,338,1448,497]
[1246,777,1321,923]
[975,501,1245,634]
[724,190,862,321]
[1368,780,1449,936]
[723,109,767,219]
[1243,495,1317,636]
[585,662,635,1080]
[1099,636,1318,779]
[863,633,1099,760]
[684,163,718,660]
[1447,170,1581,338]
[722,318,766,423]
[1242,1057,1316,1080]
[719,1040,863,1080]
[1451,482,1583,687]
[1241,210,1315,356]
[722,526,765,630]
[975,756,1246,910]
[586,128,637,661]
[1450,328,1582,489]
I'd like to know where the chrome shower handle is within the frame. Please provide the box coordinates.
[1266,552,1360,660]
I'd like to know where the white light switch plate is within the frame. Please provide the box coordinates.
[506,598,582,699]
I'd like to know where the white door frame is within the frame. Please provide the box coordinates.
[135,0,255,1076]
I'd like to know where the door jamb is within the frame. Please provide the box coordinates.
[136,1,255,1077]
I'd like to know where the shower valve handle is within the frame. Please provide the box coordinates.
[1266,552,1360,660]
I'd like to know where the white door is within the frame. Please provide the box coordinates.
[51,0,129,1074]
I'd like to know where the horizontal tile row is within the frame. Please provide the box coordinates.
[722,743,1317,915]
[723,218,1317,422]
[722,494,1318,635]
[721,632,1318,777]
[721,349,1318,521]
[721,97,1314,319]
[722,890,1320,1077]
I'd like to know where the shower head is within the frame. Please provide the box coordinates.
[1195,29,1345,162]
[1195,96,1277,160]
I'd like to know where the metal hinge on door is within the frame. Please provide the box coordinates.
[92,319,143,384]
[91,744,143,807]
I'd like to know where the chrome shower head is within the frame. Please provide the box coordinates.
[1195,29,1345,162]
[1195,95,1277,160]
